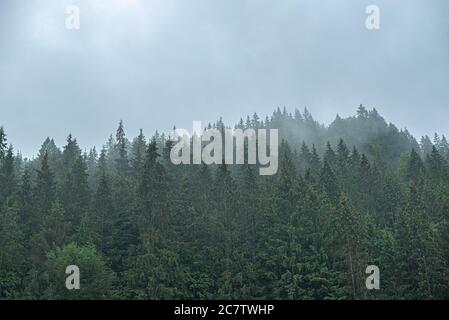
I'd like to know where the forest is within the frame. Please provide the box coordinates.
[1,105,449,299]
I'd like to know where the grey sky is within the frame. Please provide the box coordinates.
[1,0,448,157]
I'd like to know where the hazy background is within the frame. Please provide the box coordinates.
[0,0,448,157]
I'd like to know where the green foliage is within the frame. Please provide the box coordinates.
[1,107,449,299]
[44,243,115,299]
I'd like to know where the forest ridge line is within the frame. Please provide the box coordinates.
[0,105,446,167]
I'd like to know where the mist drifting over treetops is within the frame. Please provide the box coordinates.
[1,105,447,173]
[1,0,449,157]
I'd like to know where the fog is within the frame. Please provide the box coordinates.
[0,0,448,157]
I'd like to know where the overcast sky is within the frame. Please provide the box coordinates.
[1,0,448,157]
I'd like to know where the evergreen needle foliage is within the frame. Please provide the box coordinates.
[1,106,449,299]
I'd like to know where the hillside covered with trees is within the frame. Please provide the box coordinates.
[1,105,449,299]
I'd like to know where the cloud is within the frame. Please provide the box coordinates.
[0,0,448,157]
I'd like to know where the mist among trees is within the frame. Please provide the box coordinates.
[1,105,449,299]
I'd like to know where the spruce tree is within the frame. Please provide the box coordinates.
[115,120,129,175]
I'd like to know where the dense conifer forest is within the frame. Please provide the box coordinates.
[1,105,449,299]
